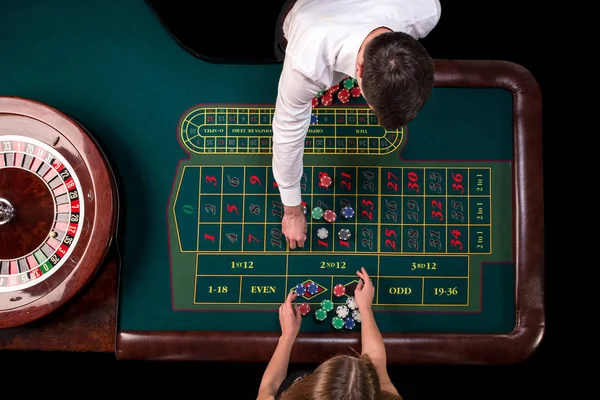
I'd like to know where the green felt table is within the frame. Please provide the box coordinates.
[0,0,544,364]
[171,103,506,318]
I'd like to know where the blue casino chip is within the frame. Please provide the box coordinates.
[307,282,319,295]
[344,317,356,329]
[310,114,318,124]
[295,283,306,296]
[341,206,355,219]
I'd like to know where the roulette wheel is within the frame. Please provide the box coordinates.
[0,96,118,328]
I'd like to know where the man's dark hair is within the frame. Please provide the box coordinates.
[361,31,434,129]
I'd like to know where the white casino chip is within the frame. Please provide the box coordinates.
[346,296,358,310]
[336,305,349,318]
[317,227,328,239]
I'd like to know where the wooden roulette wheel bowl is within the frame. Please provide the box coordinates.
[0,96,118,328]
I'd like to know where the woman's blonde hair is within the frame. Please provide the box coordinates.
[279,353,402,400]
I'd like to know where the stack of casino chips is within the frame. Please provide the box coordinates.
[330,283,362,330]
[293,280,362,330]
[312,76,362,108]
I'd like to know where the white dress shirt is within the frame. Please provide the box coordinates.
[271,0,441,206]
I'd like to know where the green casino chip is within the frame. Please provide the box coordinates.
[331,316,345,329]
[343,78,356,89]
[321,299,334,312]
[315,308,327,321]
[311,207,324,220]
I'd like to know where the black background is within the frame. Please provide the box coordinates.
[1,1,560,398]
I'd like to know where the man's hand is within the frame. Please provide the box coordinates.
[282,204,307,249]
[354,267,375,311]
[279,289,302,339]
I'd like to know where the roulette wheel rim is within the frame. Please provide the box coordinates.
[0,96,118,328]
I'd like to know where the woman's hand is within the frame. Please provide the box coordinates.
[257,290,303,400]
[354,267,375,310]
[279,289,302,339]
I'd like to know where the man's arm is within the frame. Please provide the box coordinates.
[272,56,322,207]
[408,0,441,38]
[256,335,296,400]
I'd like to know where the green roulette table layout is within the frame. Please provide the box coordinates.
[0,0,544,364]
[172,105,500,311]
[147,65,545,364]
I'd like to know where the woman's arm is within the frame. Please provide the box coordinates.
[256,290,302,400]
[354,268,400,396]
[359,307,386,365]
[256,335,297,400]
[360,308,399,396]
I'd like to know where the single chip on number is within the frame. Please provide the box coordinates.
[311,207,324,220]
[338,228,351,241]
[323,209,337,223]
[317,227,329,239]
[320,175,332,188]
[341,206,355,219]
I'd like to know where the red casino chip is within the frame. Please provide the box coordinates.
[323,209,337,223]
[351,86,361,97]
[333,284,346,297]
[320,174,332,188]
[328,84,340,94]
[312,97,319,107]
[321,93,333,106]
[337,88,350,103]
[299,302,311,316]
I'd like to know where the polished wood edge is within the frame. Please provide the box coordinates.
[433,58,546,356]
[117,325,542,364]
[115,59,545,365]
[0,249,119,351]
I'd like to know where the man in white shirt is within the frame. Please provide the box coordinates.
[272,0,441,249]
